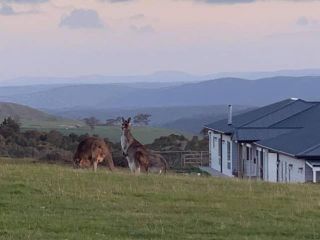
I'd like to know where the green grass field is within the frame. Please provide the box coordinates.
[0,159,319,240]
[22,124,191,144]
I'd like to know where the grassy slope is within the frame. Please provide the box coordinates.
[0,159,319,240]
[23,125,191,144]
[0,102,84,130]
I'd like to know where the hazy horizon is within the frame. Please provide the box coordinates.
[1,0,320,81]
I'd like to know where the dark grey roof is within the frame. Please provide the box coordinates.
[297,143,320,158]
[205,98,320,157]
[205,99,315,133]
[234,128,295,142]
[257,126,320,156]
[243,100,315,128]
[272,103,320,128]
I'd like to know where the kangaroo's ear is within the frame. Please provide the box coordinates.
[121,117,125,123]
[127,117,131,123]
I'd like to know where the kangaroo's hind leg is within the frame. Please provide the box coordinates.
[93,160,98,172]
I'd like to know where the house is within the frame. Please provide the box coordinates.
[205,98,320,183]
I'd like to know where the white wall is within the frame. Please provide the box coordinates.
[208,134,307,182]
[208,131,233,177]
[222,135,233,176]
[278,154,305,183]
[209,131,220,171]
[264,150,306,183]
[243,144,258,178]
[267,152,278,182]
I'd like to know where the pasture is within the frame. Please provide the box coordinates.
[0,159,319,240]
[22,124,190,144]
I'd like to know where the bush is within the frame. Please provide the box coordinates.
[40,149,73,163]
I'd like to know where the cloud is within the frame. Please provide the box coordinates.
[194,0,255,3]
[296,16,309,26]
[0,0,49,3]
[129,14,145,20]
[0,3,39,15]
[60,9,104,29]
[193,0,320,4]
[130,24,155,34]
[0,3,15,15]
[99,0,133,3]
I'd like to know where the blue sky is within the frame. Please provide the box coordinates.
[0,0,320,79]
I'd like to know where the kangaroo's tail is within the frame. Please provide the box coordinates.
[159,155,169,173]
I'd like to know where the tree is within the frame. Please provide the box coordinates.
[0,117,20,138]
[83,117,100,130]
[133,114,151,126]
[46,130,64,147]
[106,117,122,126]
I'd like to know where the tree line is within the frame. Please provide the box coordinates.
[0,117,208,168]
[84,113,152,130]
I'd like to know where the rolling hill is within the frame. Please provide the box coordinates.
[0,102,82,129]
[0,102,57,122]
[162,107,254,133]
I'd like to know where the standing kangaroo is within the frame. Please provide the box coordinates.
[121,117,168,174]
[74,137,115,172]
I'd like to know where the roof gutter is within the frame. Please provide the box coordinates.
[204,126,234,135]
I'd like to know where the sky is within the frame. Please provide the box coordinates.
[0,0,320,80]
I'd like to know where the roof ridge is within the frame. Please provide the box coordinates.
[239,127,302,130]
[239,99,298,128]
[268,102,318,128]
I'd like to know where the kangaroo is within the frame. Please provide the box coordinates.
[148,151,169,174]
[74,137,115,172]
[121,117,168,174]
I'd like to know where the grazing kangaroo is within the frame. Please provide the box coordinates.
[74,137,115,172]
[121,117,168,174]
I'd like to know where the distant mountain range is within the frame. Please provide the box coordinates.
[0,76,319,110]
[0,75,319,133]
[2,68,320,86]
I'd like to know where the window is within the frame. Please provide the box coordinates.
[227,162,231,170]
[227,141,231,170]
[209,132,215,149]
[218,139,222,165]
[227,141,231,161]
[246,147,250,160]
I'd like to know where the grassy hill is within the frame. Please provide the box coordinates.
[0,102,83,129]
[0,159,319,240]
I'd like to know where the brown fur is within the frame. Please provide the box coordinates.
[121,117,168,174]
[148,152,169,174]
[73,137,115,172]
